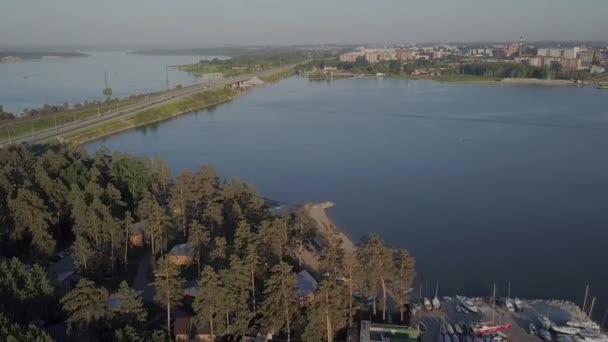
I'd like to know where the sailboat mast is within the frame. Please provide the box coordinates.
[507,281,511,300]
[435,282,439,298]
[583,285,590,312]
[104,70,108,89]
[588,297,597,319]
[492,283,496,324]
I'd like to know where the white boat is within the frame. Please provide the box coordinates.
[424,297,433,311]
[456,305,462,313]
[578,331,608,342]
[529,323,538,335]
[456,296,479,313]
[447,323,455,335]
[440,324,447,334]
[552,326,581,335]
[455,323,463,334]
[461,306,470,314]
[433,296,442,310]
[538,328,552,341]
[567,320,600,331]
[539,315,554,330]
[505,299,514,312]
[514,297,523,311]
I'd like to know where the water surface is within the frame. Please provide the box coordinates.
[87,77,608,315]
[0,50,218,113]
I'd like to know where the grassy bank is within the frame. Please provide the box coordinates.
[258,68,296,83]
[0,97,146,143]
[62,86,241,145]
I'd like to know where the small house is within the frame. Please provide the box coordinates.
[168,243,194,266]
[174,316,213,342]
[129,221,146,247]
[296,269,318,305]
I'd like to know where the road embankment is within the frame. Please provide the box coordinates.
[63,86,242,145]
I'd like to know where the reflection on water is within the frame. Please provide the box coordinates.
[87,77,608,318]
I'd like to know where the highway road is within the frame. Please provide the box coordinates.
[7,65,295,146]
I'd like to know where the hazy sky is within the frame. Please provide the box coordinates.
[1,0,607,47]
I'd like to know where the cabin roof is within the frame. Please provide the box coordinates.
[296,269,318,297]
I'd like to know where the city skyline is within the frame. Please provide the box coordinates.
[1,0,607,47]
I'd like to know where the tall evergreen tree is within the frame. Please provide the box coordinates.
[234,220,261,314]
[153,256,184,336]
[193,265,225,342]
[262,262,298,342]
[393,249,416,323]
[8,188,55,259]
[169,171,195,237]
[222,256,253,339]
[137,191,171,257]
[357,234,395,321]
[187,220,210,274]
[60,279,108,333]
[302,280,349,342]
[111,281,147,327]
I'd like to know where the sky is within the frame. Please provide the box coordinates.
[1,0,607,47]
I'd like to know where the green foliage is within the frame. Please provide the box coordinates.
[194,265,225,338]
[262,262,298,340]
[392,249,416,323]
[0,104,15,120]
[153,256,184,334]
[178,52,306,78]
[137,191,171,257]
[357,234,395,320]
[102,87,113,96]
[0,258,56,323]
[114,325,144,342]
[302,280,350,342]
[459,62,551,79]
[111,281,147,326]
[0,313,54,342]
[60,278,109,333]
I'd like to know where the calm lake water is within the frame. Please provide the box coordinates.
[86,76,608,316]
[0,51,218,113]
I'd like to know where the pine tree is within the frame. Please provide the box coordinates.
[193,265,225,342]
[357,234,395,321]
[60,279,108,333]
[234,220,261,314]
[211,236,228,265]
[262,262,298,341]
[8,188,55,259]
[153,256,184,336]
[112,281,147,326]
[393,249,416,323]
[302,280,349,342]
[222,256,253,339]
[0,313,54,342]
[137,191,171,257]
[169,171,195,237]
[114,325,144,342]
[187,220,210,274]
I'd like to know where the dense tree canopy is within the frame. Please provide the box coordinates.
[0,144,417,342]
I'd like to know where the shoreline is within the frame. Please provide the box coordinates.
[307,74,604,86]
[62,70,295,145]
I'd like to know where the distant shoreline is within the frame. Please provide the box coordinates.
[0,51,88,61]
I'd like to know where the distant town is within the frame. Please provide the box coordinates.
[292,40,608,83]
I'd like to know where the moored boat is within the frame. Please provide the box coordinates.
[552,325,581,335]
[455,323,463,334]
[505,298,514,312]
[456,296,479,313]
[433,296,442,310]
[529,323,538,335]
[538,328,552,341]
[424,297,433,311]
[440,324,447,335]
[447,323,455,335]
[471,322,512,336]
[538,315,554,330]
[514,297,523,311]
